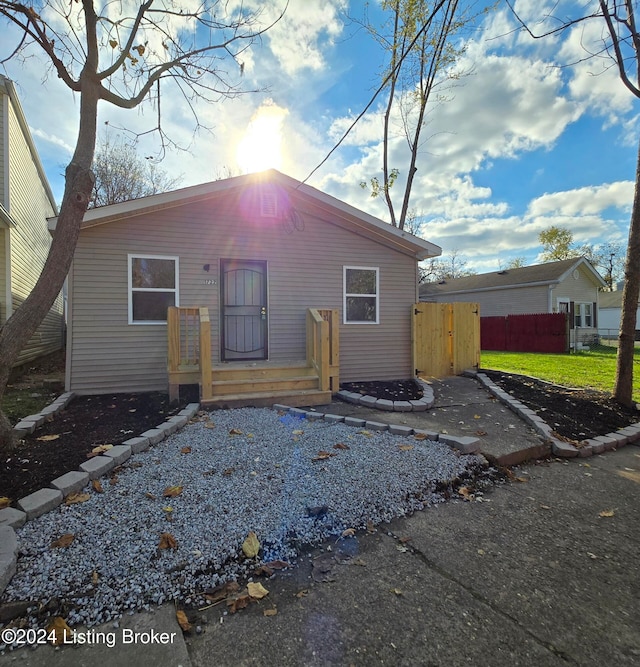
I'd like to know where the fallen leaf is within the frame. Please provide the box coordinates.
[176,610,192,632]
[398,444,414,451]
[599,509,615,518]
[226,590,251,614]
[162,506,173,513]
[358,430,372,437]
[223,468,235,476]
[390,588,403,596]
[204,581,240,604]
[617,469,640,484]
[229,428,243,435]
[109,475,118,486]
[247,582,269,599]
[65,492,90,505]
[0,497,11,509]
[292,429,304,435]
[262,559,291,571]
[475,430,488,436]
[145,492,156,500]
[312,450,336,461]
[87,444,113,458]
[413,433,428,441]
[92,480,104,493]
[477,548,486,555]
[37,434,60,442]
[341,528,356,538]
[333,443,350,450]
[163,485,183,498]
[263,607,278,617]
[158,532,177,549]
[366,519,375,533]
[204,421,215,429]
[295,589,309,599]
[181,446,192,454]
[51,533,75,548]
[515,476,529,483]
[242,531,260,558]
[458,486,473,500]
[92,570,99,585]
[473,414,481,419]
[46,617,72,645]
[540,504,551,510]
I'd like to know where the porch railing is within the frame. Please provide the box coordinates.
[306,308,340,392]
[167,306,212,401]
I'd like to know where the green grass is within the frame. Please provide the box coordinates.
[481,347,640,403]
[2,387,58,426]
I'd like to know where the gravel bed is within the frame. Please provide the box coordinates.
[2,408,486,629]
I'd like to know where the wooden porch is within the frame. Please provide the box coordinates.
[167,307,339,408]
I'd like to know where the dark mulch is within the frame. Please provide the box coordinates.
[482,370,639,442]
[1,392,189,505]
[340,379,424,402]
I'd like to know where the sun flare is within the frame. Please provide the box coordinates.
[237,102,288,173]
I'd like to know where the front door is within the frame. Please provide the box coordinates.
[221,259,268,361]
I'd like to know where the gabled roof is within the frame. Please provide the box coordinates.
[48,169,441,261]
[420,257,607,298]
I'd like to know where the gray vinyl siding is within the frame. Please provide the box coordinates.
[69,194,419,393]
[0,93,5,206]
[7,96,62,365]
[432,285,548,318]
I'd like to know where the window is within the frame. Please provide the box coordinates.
[575,302,592,328]
[344,266,379,324]
[128,254,179,324]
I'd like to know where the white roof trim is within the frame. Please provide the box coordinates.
[0,202,16,228]
[557,257,608,288]
[48,169,441,260]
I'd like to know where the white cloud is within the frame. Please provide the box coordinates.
[527,182,634,217]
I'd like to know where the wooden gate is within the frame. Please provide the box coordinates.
[412,302,480,378]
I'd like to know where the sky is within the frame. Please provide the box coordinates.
[1,0,637,276]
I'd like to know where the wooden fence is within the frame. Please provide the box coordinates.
[481,312,569,352]
[412,302,480,378]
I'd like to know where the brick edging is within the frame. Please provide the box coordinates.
[466,369,640,458]
[0,396,201,595]
[335,379,435,412]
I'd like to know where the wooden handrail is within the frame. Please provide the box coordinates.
[167,306,212,401]
[306,308,339,392]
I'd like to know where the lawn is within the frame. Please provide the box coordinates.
[481,347,640,403]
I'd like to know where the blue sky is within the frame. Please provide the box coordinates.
[2,0,637,274]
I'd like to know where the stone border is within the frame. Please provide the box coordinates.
[336,379,435,412]
[272,403,481,457]
[467,369,640,458]
[0,395,201,596]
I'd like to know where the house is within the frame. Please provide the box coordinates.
[1,75,63,366]
[598,290,640,340]
[419,257,607,348]
[49,170,441,405]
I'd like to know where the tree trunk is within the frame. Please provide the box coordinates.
[613,135,640,407]
[0,79,99,453]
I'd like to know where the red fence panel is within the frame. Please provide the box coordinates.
[481,313,568,352]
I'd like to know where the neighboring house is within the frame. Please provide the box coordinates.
[0,75,63,366]
[598,291,640,339]
[49,170,441,403]
[419,257,607,348]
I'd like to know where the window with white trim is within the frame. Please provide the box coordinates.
[343,266,379,324]
[128,254,179,324]
[575,302,592,328]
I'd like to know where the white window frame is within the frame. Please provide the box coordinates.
[575,302,592,328]
[343,266,380,324]
[128,253,179,325]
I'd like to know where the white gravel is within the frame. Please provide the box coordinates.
[2,407,486,628]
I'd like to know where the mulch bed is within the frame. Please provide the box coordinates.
[0,392,188,505]
[481,370,639,442]
[340,379,423,401]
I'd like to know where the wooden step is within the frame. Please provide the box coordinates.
[212,364,316,382]
[211,375,320,396]
[201,388,332,410]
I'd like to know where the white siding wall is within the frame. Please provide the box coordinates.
[0,228,6,324]
[69,194,419,394]
[7,98,63,365]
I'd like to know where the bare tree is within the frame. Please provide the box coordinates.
[91,132,181,207]
[0,1,283,450]
[508,0,640,406]
[358,0,479,229]
[420,249,476,282]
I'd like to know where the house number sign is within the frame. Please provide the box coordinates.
[203,279,217,285]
